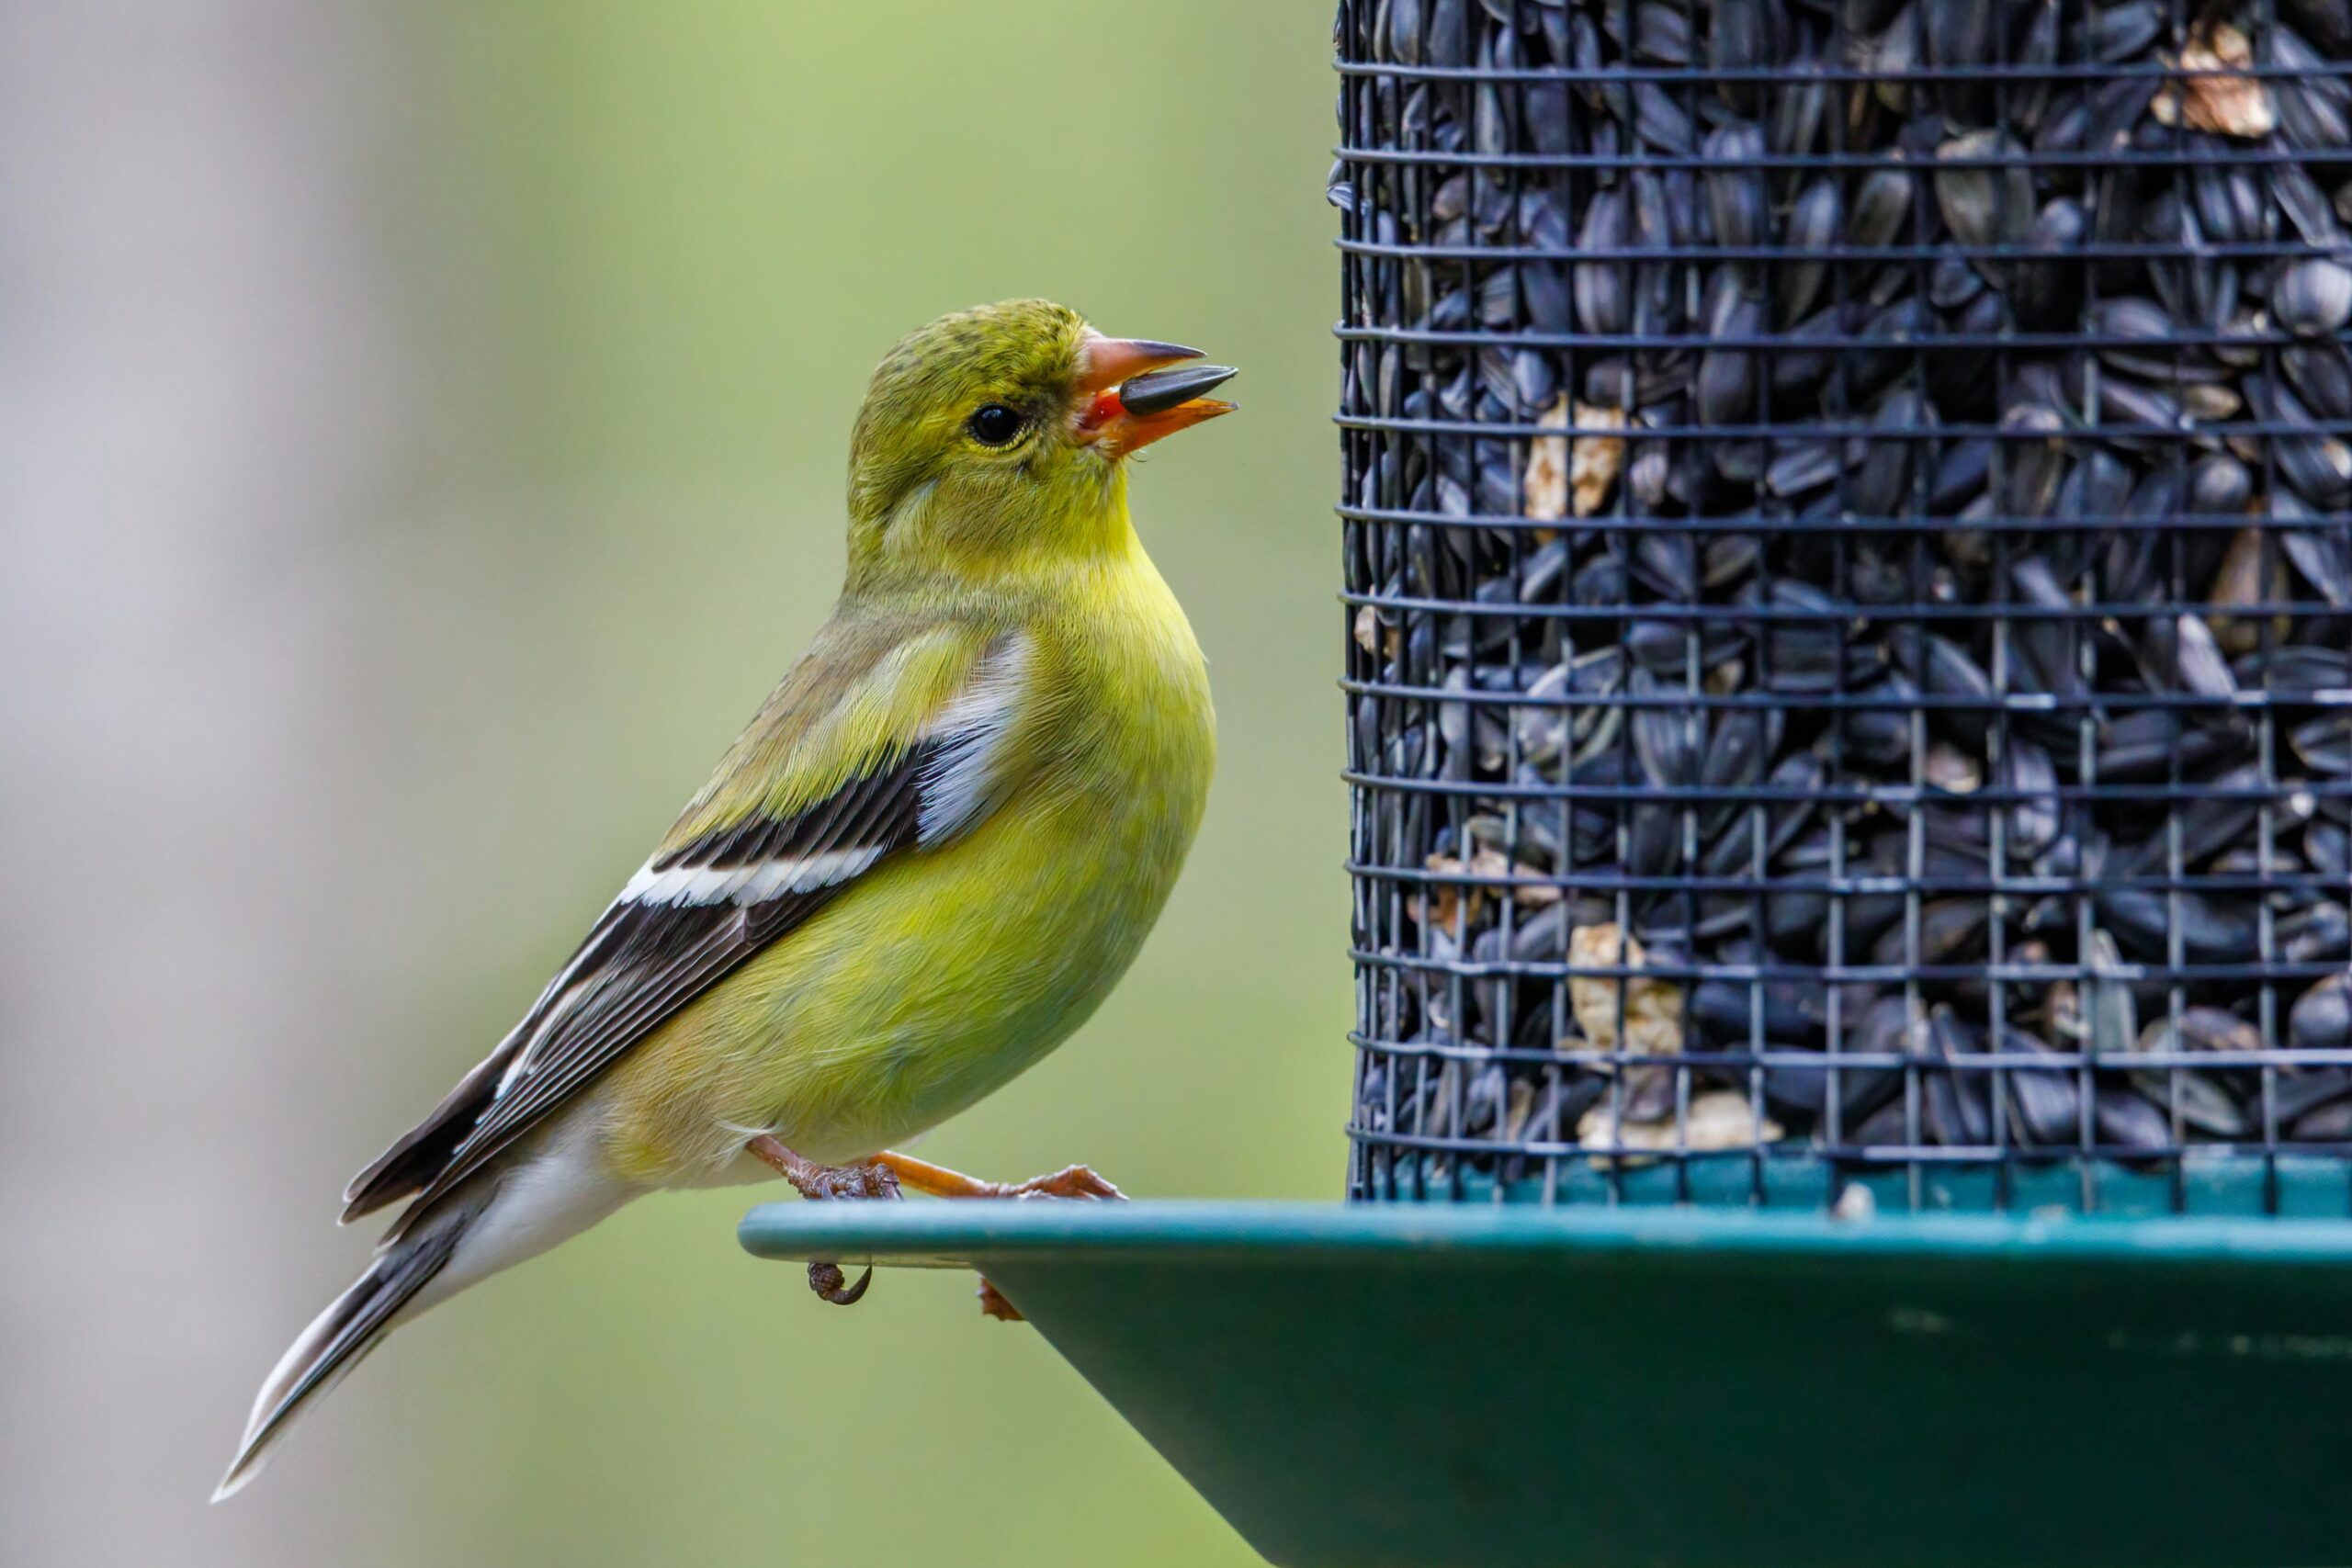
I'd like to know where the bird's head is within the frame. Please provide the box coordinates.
[844,299,1235,584]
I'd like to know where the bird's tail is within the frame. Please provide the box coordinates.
[211,1192,487,1501]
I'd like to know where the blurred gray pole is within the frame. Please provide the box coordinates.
[0,4,416,1562]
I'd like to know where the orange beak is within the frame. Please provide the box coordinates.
[1075,332,1238,455]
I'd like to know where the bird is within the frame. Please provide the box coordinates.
[217,299,1233,1499]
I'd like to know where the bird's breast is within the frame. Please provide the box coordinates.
[598,551,1215,1180]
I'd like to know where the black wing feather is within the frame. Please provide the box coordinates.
[343,738,944,1224]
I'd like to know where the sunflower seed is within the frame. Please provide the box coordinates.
[1339,0,2352,1198]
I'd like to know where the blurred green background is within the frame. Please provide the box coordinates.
[0,4,1341,1564]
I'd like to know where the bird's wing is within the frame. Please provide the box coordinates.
[342,612,1039,1224]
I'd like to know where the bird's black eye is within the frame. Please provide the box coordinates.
[967,404,1025,446]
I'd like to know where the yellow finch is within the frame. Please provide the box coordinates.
[218,299,1231,1498]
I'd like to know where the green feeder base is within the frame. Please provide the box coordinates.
[740,1199,2352,1568]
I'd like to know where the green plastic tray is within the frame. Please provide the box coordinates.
[741,1198,2352,1568]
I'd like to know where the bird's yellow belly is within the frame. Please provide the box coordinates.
[595,731,1208,1184]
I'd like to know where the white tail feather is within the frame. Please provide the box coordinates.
[215,1128,629,1500]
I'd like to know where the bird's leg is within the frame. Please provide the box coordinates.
[870,1146,1124,1316]
[873,1149,1125,1201]
[869,1151,1124,1323]
[746,1134,899,1307]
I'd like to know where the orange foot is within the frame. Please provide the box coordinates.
[875,1151,1124,1202]
[872,1151,1126,1320]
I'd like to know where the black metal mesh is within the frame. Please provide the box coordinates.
[1335,0,2352,1213]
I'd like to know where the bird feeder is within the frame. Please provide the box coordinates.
[746,4,2352,1563]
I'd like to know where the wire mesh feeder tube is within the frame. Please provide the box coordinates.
[1335,0,2352,1214]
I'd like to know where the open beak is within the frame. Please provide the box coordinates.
[1075,332,1238,455]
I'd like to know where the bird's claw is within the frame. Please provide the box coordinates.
[798,1160,901,1202]
[808,1261,874,1306]
[750,1135,902,1202]
[844,1149,1121,1316]
[1006,1163,1124,1201]
[746,1137,896,1307]
[971,1165,1115,1315]
[966,1166,1117,1320]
